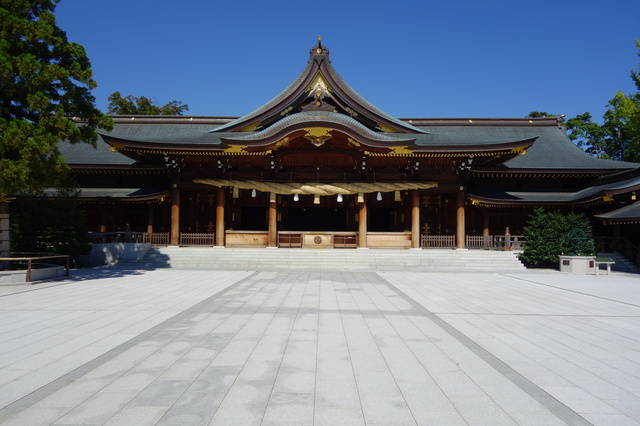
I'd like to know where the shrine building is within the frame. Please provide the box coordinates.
[58,38,640,250]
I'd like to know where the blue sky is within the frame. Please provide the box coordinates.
[55,0,639,123]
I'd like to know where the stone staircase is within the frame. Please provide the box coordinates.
[597,252,640,274]
[128,247,528,272]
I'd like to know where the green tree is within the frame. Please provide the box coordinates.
[0,0,112,259]
[604,40,640,162]
[520,208,595,268]
[526,111,558,118]
[107,92,189,115]
[565,112,613,159]
[567,40,640,162]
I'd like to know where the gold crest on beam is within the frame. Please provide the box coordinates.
[389,146,414,155]
[223,144,247,154]
[304,127,332,148]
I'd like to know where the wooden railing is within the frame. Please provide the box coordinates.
[89,232,170,246]
[179,233,215,246]
[421,235,455,248]
[466,235,494,249]
[421,234,525,250]
[89,232,145,243]
[143,232,170,246]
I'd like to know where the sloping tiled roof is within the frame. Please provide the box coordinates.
[469,168,640,205]
[222,111,416,144]
[57,139,135,166]
[43,187,169,200]
[209,41,425,135]
[595,200,640,222]
[413,121,638,171]
[210,62,314,133]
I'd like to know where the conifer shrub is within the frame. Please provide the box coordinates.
[520,208,596,268]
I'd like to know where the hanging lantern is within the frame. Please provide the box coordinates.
[293,193,299,202]
[251,189,257,198]
[314,194,320,204]
[337,193,343,202]
[377,192,382,201]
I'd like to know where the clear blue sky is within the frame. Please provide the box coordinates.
[55,0,639,123]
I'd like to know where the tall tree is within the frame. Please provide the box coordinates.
[107,92,189,115]
[567,40,640,162]
[526,111,557,118]
[604,39,640,162]
[565,112,612,159]
[0,0,112,259]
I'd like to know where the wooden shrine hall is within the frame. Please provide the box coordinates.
[59,38,640,250]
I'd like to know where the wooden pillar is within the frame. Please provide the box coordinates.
[456,188,466,249]
[411,190,420,249]
[99,207,108,233]
[482,207,489,248]
[358,193,367,248]
[268,192,277,247]
[482,208,489,237]
[170,187,180,246]
[216,188,225,247]
[147,204,154,234]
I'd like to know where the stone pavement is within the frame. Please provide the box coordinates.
[0,268,638,425]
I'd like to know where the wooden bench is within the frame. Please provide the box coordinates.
[594,257,615,275]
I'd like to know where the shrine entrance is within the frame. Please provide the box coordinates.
[285,207,349,231]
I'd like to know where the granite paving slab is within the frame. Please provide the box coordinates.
[0,268,638,425]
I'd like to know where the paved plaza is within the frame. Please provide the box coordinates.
[0,267,638,425]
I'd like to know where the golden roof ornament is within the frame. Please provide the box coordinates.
[310,35,329,55]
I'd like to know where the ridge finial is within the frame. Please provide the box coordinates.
[310,36,329,56]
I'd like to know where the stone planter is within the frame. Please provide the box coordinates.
[0,264,67,285]
[559,255,596,274]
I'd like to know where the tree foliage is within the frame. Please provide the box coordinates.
[566,40,640,162]
[107,92,189,115]
[565,112,612,159]
[520,208,595,268]
[0,0,113,200]
[526,111,557,118]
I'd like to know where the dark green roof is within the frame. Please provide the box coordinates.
[414,123,637,171]
[57,139,135,166]
[470,169,640,204]
[44,187,168,200]
[595,201,640,222]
